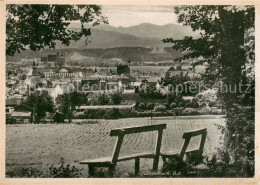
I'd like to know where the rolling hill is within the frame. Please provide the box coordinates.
[56,28,164,49]
[56,23,199,49]
[92,23,199,40]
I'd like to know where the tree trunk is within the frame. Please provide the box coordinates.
[219,8,246,155]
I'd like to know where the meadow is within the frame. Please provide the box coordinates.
[6,115,225,177]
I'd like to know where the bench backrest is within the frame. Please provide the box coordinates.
[179,128,207,161]
[110,124,167,164]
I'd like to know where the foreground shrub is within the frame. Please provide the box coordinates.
[6,158,83,178]
[6,167,44,177]
[48,158,82,178]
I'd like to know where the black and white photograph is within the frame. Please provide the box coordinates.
[3,3,256,181]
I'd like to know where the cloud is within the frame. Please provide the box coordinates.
[103,5,175,13]
[102,5,178,27]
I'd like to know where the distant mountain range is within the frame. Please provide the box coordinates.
[56,23,199,49]
[92,23,199,40]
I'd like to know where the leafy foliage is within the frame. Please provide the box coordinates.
[48,158,82,178]
[6,167,44,177]
[104,108,122,119]
[111,93,122,105]
[56,92,88,122]
[6,5,108,56]
[163,5,255,176]
[98,94,109,105]
[24,91,54,123]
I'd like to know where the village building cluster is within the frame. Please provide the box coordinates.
[6,51,202,123]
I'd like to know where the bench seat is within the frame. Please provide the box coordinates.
[160,150,179,157]
[80,152,155,165]
[161,149,199,157]
[79,124,166,177]
[80,157,112,165]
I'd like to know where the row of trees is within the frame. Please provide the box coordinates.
[96,93,122,105]
[24,91,88,123]
[138,71,199,99]
[23,91,124,123]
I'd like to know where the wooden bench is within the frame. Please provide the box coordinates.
[160,128,207,174]
[80,124,167,177]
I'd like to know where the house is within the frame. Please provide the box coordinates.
[6,112,13,124]
[131,82,142,88]
[11,111,32,124]
[10,104,33,124]
[6,106,14,113]
[6,106,14,124]
[122,85,136,94]
[44,68,75,78]
[57,68,74,77]
[44,70,56,78]
[6,97,23,107]
[183,96,195,101]
[121,93,141,105]
[118,74,136,83]
[14,104,33,112]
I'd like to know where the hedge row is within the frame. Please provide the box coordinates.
[73,107,224,119]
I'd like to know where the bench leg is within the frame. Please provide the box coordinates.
[135,158,140,176]
[88,165,96,177]
[153,155,160,171]
[108,165,116,177]
[162,156,167,169]
[169,158,175,176]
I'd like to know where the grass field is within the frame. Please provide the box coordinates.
[6,115,226,177]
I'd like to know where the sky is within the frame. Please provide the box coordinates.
[102,5,178,27]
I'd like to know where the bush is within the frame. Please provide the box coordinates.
[48,158,82,178]
[170,102,177,109]
[104,108,121,119]
[139,103,146,110]
[200,107,212,114]
[6,158,83,178]
[6,167,44,177]
[173,108,183,116]
[146,103,154,110]
[178,102,184,107]
[190,99,200,108]
[119,108,132,117]
[182,108,200,115]
[84,109,106,119]
[154,105,167,112]
[111,93,122,105]
[211,107,224,115]
[195,88,221,107]
[185,101,191,108]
